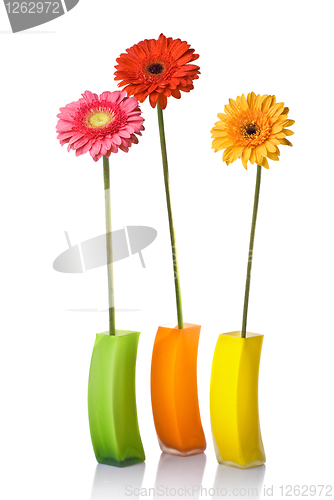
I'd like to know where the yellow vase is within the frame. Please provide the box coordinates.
[210,331,266,469]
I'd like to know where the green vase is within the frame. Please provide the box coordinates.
[88,330,145,467]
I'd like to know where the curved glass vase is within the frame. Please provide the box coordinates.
[210,331,266,469]
[151,323,206,456]
[88,330,145,467]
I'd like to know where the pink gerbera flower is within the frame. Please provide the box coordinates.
[56,90,144,162]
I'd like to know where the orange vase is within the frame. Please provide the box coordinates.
[150,323,206,456]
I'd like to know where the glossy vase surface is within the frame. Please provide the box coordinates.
[151,323,206,456]
[210,331,265,469]
[88,330,145,467]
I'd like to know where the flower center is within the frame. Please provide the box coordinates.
[241,121,260,139]
[245,124,258,135]
[88,111,113,128]
[147,63,164,74]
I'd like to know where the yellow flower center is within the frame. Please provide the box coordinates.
[88,111,113,128]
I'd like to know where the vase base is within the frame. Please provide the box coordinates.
[216,458,266,470]
[95,455,145,468]
[159,440,206,457]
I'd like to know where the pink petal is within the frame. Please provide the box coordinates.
[120,96,139,113]
[90,141,101,157]
[123,125,135,135]
[76,141,92,156]
[57,131,74,141]
[69,133,85,145]
[111,134,122,146]
[100,144,109,156]
[105,91,122,104]
[118,130,131,139]
[56,121,73,132]
[102,137,112,150]
[120,90,128,100]
[73,136,89,149]
[63,101,80,110]
[82,91,98,102]
[93,152,103,162]
[99,91,113,102]
[57,110,77,120]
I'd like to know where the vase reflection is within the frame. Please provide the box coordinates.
[212,464,266,500]
[154,453,206,499]
[90,462,145,500]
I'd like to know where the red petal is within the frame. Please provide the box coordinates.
[158,93,168,109]
[157,33,167,53]
[149,93,159,108]
[171,89,181,99]
[177,49,196,66]
[169,40,190,59]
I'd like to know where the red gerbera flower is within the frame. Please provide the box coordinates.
[56,90,144,162]
[114,33,200,110]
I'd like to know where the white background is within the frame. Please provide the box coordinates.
[1,0,334,498]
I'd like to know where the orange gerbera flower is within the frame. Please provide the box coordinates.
[211,93,295,169]
[114,33,200,110]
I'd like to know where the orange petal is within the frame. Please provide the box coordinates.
[247,92,256,108]
[265,141,277,153]
[271,123,284,134]
[279,138,293,146]
[267,152,279,161]
[262,157,269,169]
[255,147,263,164]
[262,96,274,112]
[257,144,267,157]
[158,93,168,109]
[250,148,257,164]
[241,148,251,169]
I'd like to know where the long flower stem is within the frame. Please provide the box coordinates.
[103,156,116,336]
[157,104,183,330]
[241,164,262,339]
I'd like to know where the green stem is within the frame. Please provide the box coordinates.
[157,104,184,330]
[241,164,262,339]
[103,156,116,336]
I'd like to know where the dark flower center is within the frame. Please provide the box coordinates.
[245,124,258,136]
[147,63,164,74]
